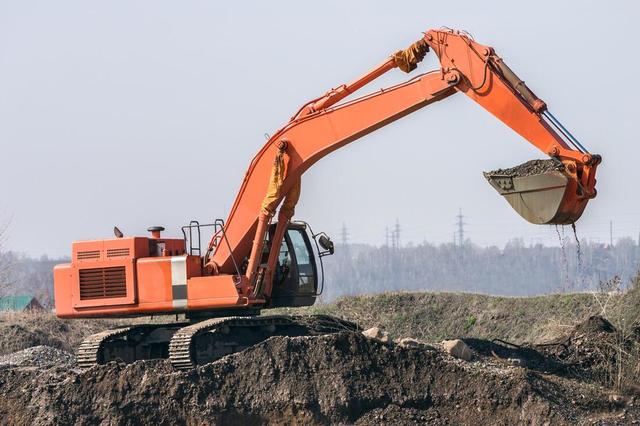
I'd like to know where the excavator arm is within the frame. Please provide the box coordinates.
[208,28,600,300]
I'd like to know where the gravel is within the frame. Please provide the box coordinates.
[0,345,76,369]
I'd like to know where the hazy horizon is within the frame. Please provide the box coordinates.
[1,1,636,257]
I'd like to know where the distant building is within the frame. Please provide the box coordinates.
[0,295,44,312]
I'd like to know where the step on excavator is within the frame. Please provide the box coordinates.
[54,28,601,370]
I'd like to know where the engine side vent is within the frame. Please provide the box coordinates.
[106,248,130,258]
[77,250,100,260]
[79,266,127,300]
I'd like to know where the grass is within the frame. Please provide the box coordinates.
[273,291,606,344]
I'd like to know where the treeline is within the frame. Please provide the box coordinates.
[1,237,640,307]
[0,252,61,308]
[319,238,640,301]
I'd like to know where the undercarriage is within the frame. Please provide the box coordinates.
[77,315,360,371]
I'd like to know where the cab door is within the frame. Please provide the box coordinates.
[269,224,318,308]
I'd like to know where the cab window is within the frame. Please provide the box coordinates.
[287,229,315,294]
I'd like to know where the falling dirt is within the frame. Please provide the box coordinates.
[572,222,584,288]
[485,159,565,177]
[556,224,571,291]
[1,318,640,425]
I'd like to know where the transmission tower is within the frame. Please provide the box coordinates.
[393,218,401,249]
[385,226,389,247]
[455,208,466,247]
[341,222,349,246]
[609,220,613,247]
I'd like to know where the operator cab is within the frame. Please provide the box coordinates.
[266,222,332,308]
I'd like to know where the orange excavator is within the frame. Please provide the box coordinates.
[54,28,600,369]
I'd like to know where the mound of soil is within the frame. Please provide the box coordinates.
[3,314,640,425]
[486,159,565,177]
[0,331,633,425]
[538,315,623,386]
[469,315,638,393]
[575,315,616,334]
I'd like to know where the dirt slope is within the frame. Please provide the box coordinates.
[0,331,624,426]
[2,318,640,425]
[1,291,639,425]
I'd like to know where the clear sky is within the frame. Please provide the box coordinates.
[0,0,636,257]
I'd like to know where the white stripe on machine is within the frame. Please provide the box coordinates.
[171,256,188,311]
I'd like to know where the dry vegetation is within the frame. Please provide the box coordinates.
[0,311,117,356]
[0,220,10,296]
[281,276,640,394]
[278,291,604,344]
[587,274,640,392]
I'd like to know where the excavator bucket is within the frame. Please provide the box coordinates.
[484,159,588,225]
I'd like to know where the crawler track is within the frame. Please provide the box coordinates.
[77,324,185,370]
[169,315,296,370]
[77,326,136,370]
[78,315,359,371]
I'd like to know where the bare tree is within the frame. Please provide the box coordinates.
[0,219,10,296]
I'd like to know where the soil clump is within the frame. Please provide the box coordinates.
[486,159,565,177]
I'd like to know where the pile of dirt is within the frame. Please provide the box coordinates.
[574,315,617,334]
[0,331,635,425]
[464,315,639,392]
[486,159,565,177]
[538,316,624,386]
[2,312,640,424]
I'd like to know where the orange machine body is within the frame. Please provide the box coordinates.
[54,235,251,318]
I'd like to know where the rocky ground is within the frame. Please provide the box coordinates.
[0,314,640,425]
